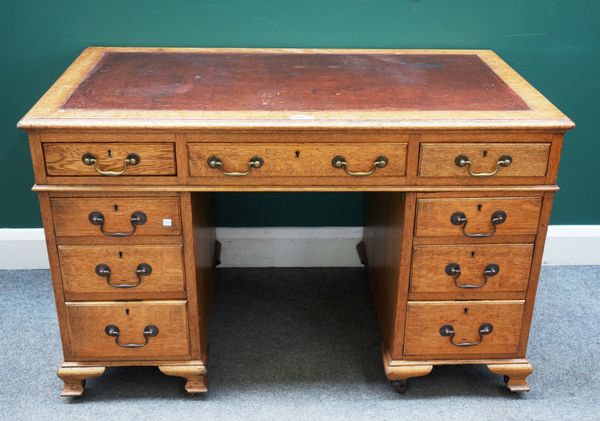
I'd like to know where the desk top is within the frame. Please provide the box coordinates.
[19,47,573,131]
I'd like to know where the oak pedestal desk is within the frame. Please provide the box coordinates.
[18,47,574,397]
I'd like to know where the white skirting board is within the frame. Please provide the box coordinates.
[0,226,598,269]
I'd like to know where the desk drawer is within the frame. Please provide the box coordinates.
[58,245,185,300]
[419,143,550,180]
[51,197,181,238]
[66,301,190,360]
[404,301,524,357]
[43,143,176,176]
[188,143,407,178]
[410,244,533,299]
[415,197,542,238]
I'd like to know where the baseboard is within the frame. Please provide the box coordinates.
[0,229,50,270]
[216,227,364,267]
[540,225,600,266]
[0,226,598,269]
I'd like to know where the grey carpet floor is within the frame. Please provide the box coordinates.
[0,267,598,420]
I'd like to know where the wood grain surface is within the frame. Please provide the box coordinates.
[404,301,524,356]
[414,197,542,237]
[43,143,176,176]
[418,143,550,178]
[51,197,182,238]
[410,244,533,299]
[188,142,407,177]
[58,245,185,300]
[66,301,190,360]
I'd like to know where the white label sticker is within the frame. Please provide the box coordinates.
[162,218,172,227]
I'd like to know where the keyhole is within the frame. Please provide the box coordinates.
[471,251,476,258]
[295,150,300,158]
[125,308,130,315]
[477,204,482,212]
[118,251,123,259]
[464,307,469,314]
[482,150,488,158]
[113,204,119,212]
[108,149,112,158]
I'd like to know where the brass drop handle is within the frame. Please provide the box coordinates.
[439,323,494,347]
[445,263,500,289]
[95,263,152,288]
[331,155,388,176]
[450,210,507,238]
[207,155,264,176]
[454,154,512,177]
[104,324,159,348]
[88,211,147,238]
[82,152,140,176]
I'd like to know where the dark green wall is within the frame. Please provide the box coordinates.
[2,1,598,227]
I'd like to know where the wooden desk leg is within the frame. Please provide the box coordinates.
[487,362,534,392]
[57,366,106,397]
[356,240,367,266]
[387,365,434,394]
[159,365,208,394]
[213,240,222,267]
[381,346,433,393]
